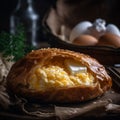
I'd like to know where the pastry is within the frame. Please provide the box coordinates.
[7,48,112,103]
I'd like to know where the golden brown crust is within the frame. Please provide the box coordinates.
[7,48,112,103]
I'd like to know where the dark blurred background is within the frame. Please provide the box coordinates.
[0,0,120,32]
[0,0,54,32]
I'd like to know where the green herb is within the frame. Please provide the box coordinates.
[0,25,34,61]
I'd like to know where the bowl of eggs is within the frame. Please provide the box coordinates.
[69,19,120,47]
[42,1,120,65]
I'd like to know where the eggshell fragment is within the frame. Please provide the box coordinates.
[88,18,106,39]
[72,35,98,46]
[70,21,92,41]
[98,33,120,47]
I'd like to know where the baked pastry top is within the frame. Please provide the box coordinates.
[7,48,112,103]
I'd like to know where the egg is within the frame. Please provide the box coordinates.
[98,33,120,47]
[106,24,120,36]
[72,35,98,46]
[70,21,92,41]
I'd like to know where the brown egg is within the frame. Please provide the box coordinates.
[98,33,120,47]
[72,35,98,46]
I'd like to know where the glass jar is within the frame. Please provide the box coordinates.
[10,0,42,48]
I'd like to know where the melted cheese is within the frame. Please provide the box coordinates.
[28,65,94,90]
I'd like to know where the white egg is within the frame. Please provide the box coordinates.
[106,24,120,36]
[70,21,92,42]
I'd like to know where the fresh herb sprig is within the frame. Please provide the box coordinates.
[0,25,34,61]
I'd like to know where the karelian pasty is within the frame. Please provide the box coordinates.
[7,48,112,103]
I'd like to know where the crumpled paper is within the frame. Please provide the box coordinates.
[0,54,14,110]
[0,81,11,109]
[1,86,120,120]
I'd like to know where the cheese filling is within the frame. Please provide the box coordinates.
[28,63,95,90]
